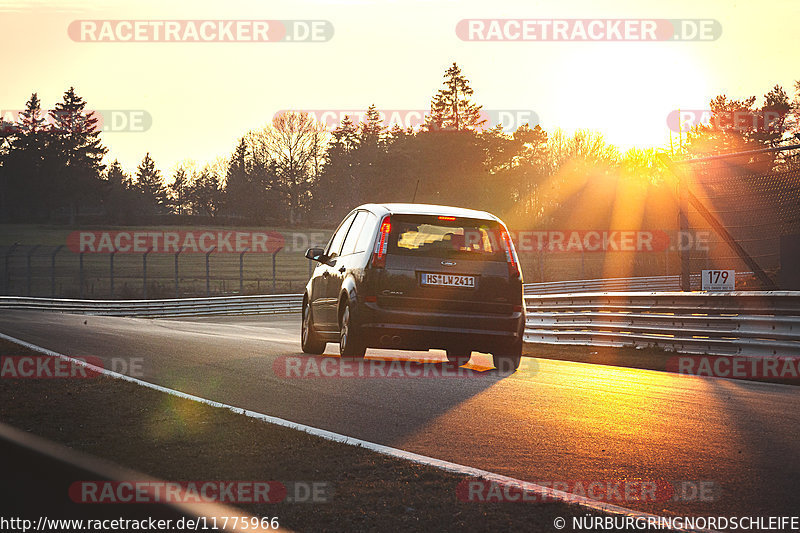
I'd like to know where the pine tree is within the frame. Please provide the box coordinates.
[353,105,388,203]
[4,93,52,220]
[359,105,386,145]
[331,115,358,152]
[315,115,358,217]
[224,137,253,218]
[0,116,15,219]
[102,159,138,223]
[49,87,108,223]
[170,166,189,215]
[425,63,486,131]
[135,152,167,212]
[105,159,129,189]
[188,166,223,217]
[18,93,47,135]
[49,88,106,168]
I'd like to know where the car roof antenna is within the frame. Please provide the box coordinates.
[411,178,420,203]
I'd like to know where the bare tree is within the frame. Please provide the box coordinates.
[248,111,327,225]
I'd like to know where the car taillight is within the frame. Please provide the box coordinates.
[500,230,521,279]
[372,215,391,268]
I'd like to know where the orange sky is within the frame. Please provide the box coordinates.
[1,0,797,178]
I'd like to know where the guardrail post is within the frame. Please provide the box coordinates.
[143,247,152,299]
[109,249,117,298]
[174,247,184,299]
[205,246,216,297]
[272,250,278,292]
[50,245,63,298]
[79,252,85,298]
[4,243,19,295]
[239,247,249,294]
[26,245,40,296]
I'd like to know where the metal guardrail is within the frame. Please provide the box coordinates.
[523,272,755,295]
[525,275,683,295]
[3,278,799,359]
[524,291,800,357]
[0,294,303,318]
[0,273,755,318]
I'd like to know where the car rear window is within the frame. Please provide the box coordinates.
[388,214,504,260]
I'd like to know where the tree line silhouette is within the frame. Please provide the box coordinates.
[1,63,798,228]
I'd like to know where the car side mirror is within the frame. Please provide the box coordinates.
[305,247,327,263]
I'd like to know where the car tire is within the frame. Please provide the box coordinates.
[493,328,523,374]
[339,302,366,358]
[493,353,521,374]
[301,302,326,355]
[445,349,471,367]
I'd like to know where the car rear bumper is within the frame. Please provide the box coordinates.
[355,301,524,352]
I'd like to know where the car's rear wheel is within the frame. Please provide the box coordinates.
[493,353,521,374]
[493,328,523,374]
[339,302,366,358]
[445,349,471,366]
[301,303,326,355]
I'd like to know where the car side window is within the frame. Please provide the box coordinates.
[326,212,357,258]
[340,211,368,256]
[353,212,378,254]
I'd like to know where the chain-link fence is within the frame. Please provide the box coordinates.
[1,245,315,299]
[676,145,800,289]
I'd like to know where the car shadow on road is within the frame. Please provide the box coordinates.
[265,350,538,443]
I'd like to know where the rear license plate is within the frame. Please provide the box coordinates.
[420,273,476,288]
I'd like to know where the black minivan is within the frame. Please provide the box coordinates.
[302,203,525,371]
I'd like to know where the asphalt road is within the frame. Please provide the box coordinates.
[1,310,799,522]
